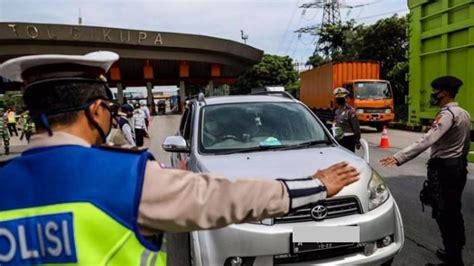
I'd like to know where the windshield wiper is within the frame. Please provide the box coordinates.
[217,145,290,155]
[214,140,332,155]
[278,140,332,150]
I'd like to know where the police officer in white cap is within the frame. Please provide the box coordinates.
[333,87,361,152]
[381,75,471,266]
[0,51,359,265]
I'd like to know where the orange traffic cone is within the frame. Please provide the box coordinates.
[379,126,391,148]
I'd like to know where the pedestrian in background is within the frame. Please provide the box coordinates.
[6,107,18,137]
[19,110,34,143]
[333,87,361,152]
[0,108,10,155]
[380,75,471,266]
[141,102,151,129]
[132,102,147,147]
[116,104,136,147]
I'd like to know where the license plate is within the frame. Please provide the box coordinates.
[292,225,360,243]
[291,241,355,254]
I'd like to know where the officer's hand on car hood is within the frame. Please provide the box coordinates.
[314,162,360,197]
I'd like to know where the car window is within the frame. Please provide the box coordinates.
[354,82,392,99]
[179,107,189,136]
[199,102,330,154]
[182,103,194,141]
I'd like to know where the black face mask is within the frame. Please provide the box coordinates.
[430,91,443,106]
[100,102,114,137]
[336,98,346,106]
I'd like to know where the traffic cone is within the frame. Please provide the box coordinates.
[379,126,391,148]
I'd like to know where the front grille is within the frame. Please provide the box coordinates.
[274,197,362,223]
[364,108,386,113]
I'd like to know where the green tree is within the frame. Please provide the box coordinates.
[312,20,365,62]
[359,15,408,79]
[360,15,408,121]
[232,54,298,95]
[306,53,328,68]
[4,91,24,111]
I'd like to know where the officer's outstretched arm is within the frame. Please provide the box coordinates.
[137,161,358,233]
[385,111,453,166]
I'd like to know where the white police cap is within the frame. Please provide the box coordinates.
[333,87,350,98]
[0,51,119,83]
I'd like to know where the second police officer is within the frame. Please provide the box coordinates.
[381,76,471,266]
[333,87,362,152]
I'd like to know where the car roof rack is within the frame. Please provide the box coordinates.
[250,91,295,100]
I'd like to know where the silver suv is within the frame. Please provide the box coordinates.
[163,93,404,265]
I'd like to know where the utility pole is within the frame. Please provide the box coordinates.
[295,1,370,35]
[240,30,248,44]
[302,0,341,26]
[78,8,83,25]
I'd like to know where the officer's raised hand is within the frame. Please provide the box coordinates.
[379,156,399,167]
[314,162,359,197]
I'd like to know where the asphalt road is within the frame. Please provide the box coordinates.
[358,128,474,266]
[147,114,474,266]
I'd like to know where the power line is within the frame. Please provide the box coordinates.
[285,5,306,55]
[357,8,408,21]
[296,0,373,35]
[298,35,318,46]
[302,9,321,21]
[276,0,301,54]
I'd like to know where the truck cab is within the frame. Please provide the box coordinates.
[344,79,395,131]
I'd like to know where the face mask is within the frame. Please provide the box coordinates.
[430,91,443,106]
[336,98,346,106]
[101,102,114,137]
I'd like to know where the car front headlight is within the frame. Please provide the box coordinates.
[368,170,390,211]
[385,108,392,114]
[356,109,364,114]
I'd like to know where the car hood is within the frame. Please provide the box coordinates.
[195,146,372,199]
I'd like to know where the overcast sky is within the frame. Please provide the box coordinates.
[0,0,408,64]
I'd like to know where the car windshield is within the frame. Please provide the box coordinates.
[354,82,392,99]
[199,102,330,154]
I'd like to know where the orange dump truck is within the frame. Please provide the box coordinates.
[300,61,395,131]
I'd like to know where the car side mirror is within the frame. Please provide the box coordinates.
[331,126,344,141]
[162,136,190,153]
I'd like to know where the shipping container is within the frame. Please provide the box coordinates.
[408,0,474,161]
[300,61,394,131]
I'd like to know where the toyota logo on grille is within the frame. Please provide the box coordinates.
[310,205,328,221]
